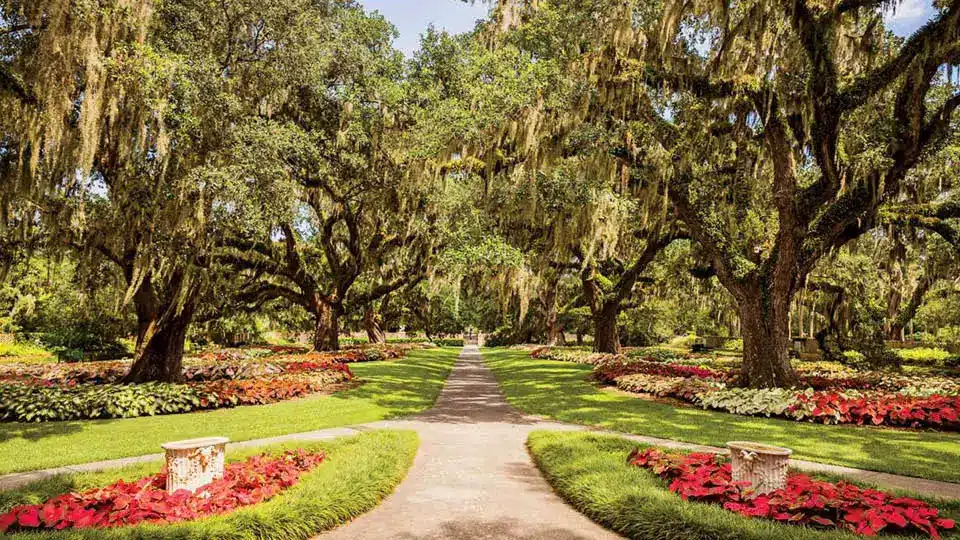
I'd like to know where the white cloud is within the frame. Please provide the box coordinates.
[884,0,929,24]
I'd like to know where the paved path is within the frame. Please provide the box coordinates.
[318,345,620,540]
[3,345,960,538]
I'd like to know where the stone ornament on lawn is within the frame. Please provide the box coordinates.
[161,437,229,494]
[726,441,792,496]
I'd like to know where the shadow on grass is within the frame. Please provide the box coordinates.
[0,419,87,444]
[335,347,459,417]
[483,348,960,483]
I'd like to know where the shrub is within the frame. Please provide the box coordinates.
[722,338,744,352]
[433,338,464,347]
[624,347,684,362]
[897,347,953,366]
[628,447,955,538]
[32,318,131,362]
[530,347,606,364]
[0,342,52,359]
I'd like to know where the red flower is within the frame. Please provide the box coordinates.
[0,450,325,533]
[628,447,955,539]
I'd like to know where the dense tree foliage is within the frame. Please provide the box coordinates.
[1,0,958,388]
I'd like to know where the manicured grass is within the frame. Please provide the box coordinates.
[0,343,55,364]
[527,431,960,540]
[0,347,458,475]
[484,348,960,483]
[0,429,418,539]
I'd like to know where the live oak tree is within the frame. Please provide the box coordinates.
[442,8,682,353]
[5,0,363,381]
[218,9,451,351]
[489,0,960,386]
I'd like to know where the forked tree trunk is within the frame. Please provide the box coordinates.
[593,303,621,354]
[313,302,341,351]
[124,310,193,383]
[738,290,798,388]
[363,305,386,344]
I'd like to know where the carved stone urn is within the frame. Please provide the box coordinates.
[726,441,792,496]
[161,437,229,494]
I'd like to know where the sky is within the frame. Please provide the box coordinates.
[884,0,937,37]
[359,0,491,56]
[360,0,935,58]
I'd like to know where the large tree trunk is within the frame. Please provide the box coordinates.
[124,309,193,383]
[738,289,798,388]
[593,303,620,354]
[313,302,341,351]
[363,305,386,345]
[130,274,161,357]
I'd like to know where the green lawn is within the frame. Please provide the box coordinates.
[527,431,960,540]
[0,430,418,539]
[0,347,458,475]
[0,342,55,365]
[484,348,960,483]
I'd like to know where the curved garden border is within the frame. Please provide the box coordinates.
[0,430,418,539]
[526,430,960,540]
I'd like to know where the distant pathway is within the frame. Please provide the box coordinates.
[3,346,960,539]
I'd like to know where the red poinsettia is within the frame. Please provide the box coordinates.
[627,447,956,539]
[0,450,325,533]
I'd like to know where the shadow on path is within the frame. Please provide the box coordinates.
[318,345,622,540]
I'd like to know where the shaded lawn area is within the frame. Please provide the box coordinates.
[0,347,458,475]
[527,431,960,540]
[0,430,418,539]
[484,348,960,483]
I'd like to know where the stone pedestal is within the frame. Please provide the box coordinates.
[161,437,229,494]
[727,441,792,495]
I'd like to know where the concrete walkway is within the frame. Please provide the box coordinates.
[318,346,621,540]
[2,345,960,538]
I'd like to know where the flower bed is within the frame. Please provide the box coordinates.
[0,449,325,533]
[613,374,960,430]
[0,343,420,388]
[530,347,610,364]
[0,366,353,423]
[628,447,955,538]
[595,358,734,384]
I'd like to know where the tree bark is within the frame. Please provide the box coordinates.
[313,301,341,351]
[888,275,935,340]
[593,303,621,354]
[738,290,798,388]
[544,279,562,347]
[363,305,386,344]
[123,308,193,384]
